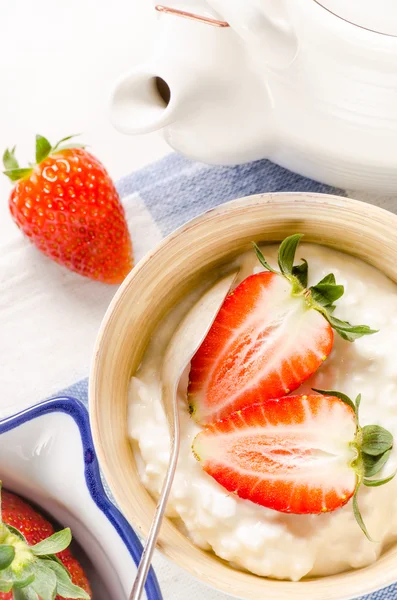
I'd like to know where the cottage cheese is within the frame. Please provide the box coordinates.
[128,244,397,581]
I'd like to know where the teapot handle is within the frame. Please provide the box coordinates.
[208,0,297,69]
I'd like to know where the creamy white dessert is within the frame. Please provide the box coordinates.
[128,244,397,581]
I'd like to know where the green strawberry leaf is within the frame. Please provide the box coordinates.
[6,525,27,543]
[3,168,33,182]
[0,578,13,592]
[353,489,374,542]
[251,243,277,274]
[310,282,344,307]
[317,273,336,285]
[13,573,35,589]
[277,233,303,276]
[3,147,19,171]
[361,425,393,456]
[312,388,356,413]
[51,134,81,153]
[35,135,52,164]
[38,555,66,567]
[37,555,72,580]
[355,393,362,415]
[44,559,90,599]
[323,314,378,342]
[0,545,15,569]
[31,562,57,600]
[291,258,308,288]
[362,449,391,478]
[13,587,39,600]
[31,528,72,557]
[52,143,85,152]
[363,471,397,487]
[0,569,35,592]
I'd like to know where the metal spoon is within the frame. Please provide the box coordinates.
[130,270,238,600]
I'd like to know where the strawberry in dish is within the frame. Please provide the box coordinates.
[0,489,90,599]
[188,235,376,424]
[193,391,395,539]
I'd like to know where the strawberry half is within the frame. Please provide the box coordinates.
[188,235,376,424]
[193,391,395,539]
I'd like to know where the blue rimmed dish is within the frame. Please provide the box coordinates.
[0,396,162,600]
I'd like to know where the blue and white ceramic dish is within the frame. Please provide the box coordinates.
[0,396,162,600]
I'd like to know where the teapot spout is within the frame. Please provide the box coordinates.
[110,10,277,163]
[110,68,175,135]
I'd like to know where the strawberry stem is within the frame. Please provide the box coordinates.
[253,235,378,342]
[51,133,83,153]
[314,388,395,541]
[353,488,374,542]
[2,134,85,184]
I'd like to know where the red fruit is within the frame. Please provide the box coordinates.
[0,490,91,599]
[3,135,133,284]
[189,272,333,423]
[194,394,357,514]
[1,490,54,546]
[193,392,394,533]
[188,235,376,424]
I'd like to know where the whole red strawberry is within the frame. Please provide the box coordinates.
[0,489,91,599]
[3,135,133,284]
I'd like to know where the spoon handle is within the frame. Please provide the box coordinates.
[130,271,239,599]
[130,414,180,600]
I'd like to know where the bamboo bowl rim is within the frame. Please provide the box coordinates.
[90,193,397,600]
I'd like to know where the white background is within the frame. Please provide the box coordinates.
[0,3,396,600]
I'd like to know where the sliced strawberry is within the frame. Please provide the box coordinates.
[189,272,333,423]
[193,394,357,513]
[193,391,395,538]
[193,390,395,540]
[188,235,376,424]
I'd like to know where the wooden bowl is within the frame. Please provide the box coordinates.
[90,193,397,600]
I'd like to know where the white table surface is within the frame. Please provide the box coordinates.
[0,3,396,600]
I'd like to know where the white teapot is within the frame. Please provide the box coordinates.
[110,1,397,193]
